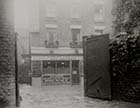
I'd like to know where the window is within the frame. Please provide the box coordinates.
[71,29,80,43]
[71,3,81,19]
[43,61,56,74]
[94,26,105,35]
[47,28,57,44]
[94,29,104,35]
[94,4,104,22]
[46,7,56,18]
[57,61,70,74]
[46,2,56,18]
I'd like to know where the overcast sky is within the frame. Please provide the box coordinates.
[14,0,30,29]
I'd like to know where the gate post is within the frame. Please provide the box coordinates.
[83,36,88,96]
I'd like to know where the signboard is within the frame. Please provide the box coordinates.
[32,55,83,61]
[42,74,70,85]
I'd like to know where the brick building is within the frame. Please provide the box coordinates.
[0,0,19,107]
[21,0,113,86]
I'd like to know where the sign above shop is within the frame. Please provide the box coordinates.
[32,55,83,61]
[31,47,83,55]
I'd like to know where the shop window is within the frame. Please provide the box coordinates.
[72,60,79,74]
[43,61,56,74]
[72,60,80,84]
[57,61,70,74]
[72,60,79,69]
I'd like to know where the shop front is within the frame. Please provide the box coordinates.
[31,55,83,86]
[42,60,71,85]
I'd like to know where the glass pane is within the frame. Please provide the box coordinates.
[71,29,80,43]
[49,32,54,43]
[47,28,56,44]
[43,61,56,74]
[57,61,70,74]
[72,60,79,68]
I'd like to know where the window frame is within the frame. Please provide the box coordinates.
[71,28,81,43]
[94,3,105,22]
[46,28,57,44]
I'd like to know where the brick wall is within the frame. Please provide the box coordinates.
[0,0,16,107]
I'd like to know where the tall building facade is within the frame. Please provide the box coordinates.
[0,0,19,107]
[27,0,113,86]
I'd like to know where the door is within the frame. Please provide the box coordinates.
[72,60,80,85]
[83,34,111,100]
[32,61,42,86]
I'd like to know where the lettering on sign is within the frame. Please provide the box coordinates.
[42,74,70,85]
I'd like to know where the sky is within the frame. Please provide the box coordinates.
[14,0,39,32]
[14,0,30,29]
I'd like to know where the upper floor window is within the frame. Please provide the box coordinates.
[45,24,59,48]
[94,26,105,35]
[71,28,80,43]
[46,0,56,18]
[94,3,104,22]
[95,29,103,35]
[71,3,81,19]
[48,29,56,44]
[46,6,56,18]
[46,27,57,44]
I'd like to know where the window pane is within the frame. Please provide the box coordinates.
[57,61,70,74]
[71,29,80,43]
[43,61,56,74]
[49,32,54,43]
[71,4,81,19]
[94,4,104,22]
[72,60,79,74]
[94,29,104,35]
[46,1,56,18]
[46,8,56,18]
[47,28,56,43]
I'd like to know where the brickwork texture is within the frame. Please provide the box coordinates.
[0,0,16,107]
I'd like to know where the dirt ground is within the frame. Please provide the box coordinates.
[19,84,140,108]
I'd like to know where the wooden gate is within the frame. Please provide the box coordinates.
[83,34,111,100]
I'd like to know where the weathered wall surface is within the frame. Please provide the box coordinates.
[0,0,16,107]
